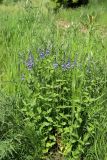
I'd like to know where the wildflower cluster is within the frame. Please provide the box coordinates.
[53,54,78,71]
[38,48,50,59]
[18,49,80,81]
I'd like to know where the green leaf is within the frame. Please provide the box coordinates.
[0,140,15,159]
[61,122,66,126]
[48,127,53,131]
[72,0,78,3]
[63,143,72,156]
[37,107,42,114]
[45,117,53,123]
[58,105,72,109]
[46,142,55,148]
[47,108,52,114]
[40,122,50,131]
[49,135,56,141]
[42,148,49,154]
[59,113,67,119]
[64,127,70,133]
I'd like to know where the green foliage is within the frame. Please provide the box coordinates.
[0,0,24,5]
[0,0,3,4]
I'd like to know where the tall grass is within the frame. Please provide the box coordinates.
[0,0,107,159]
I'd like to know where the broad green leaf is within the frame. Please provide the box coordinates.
[63,143,72,156]
[46,142,55,148]
[45,117,53,123]
[49,135,56,141]
[37,107,42,114]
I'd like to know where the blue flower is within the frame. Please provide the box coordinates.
[66,60,71,69]
[53,63,58,69]
[61,59,71,71]
[53,57,59,69]
[53,58,59,69]
[21,74,25,81]
[40,51,45,59]
[26,52,34,70]
[46,49,50,55]
[70,53,78,69]
[61,63,67,70]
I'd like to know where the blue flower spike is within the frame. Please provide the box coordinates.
[26,51,35,70]
[46,49,50,56]
[62,63,67,71]
[66,59,71,69]
[40,51,45,59]
[53,57,58,69]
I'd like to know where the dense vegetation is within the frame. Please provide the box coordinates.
[0,0,107,160]
[52,0,89,8]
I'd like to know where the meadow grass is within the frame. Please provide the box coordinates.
[0,0,107,160]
